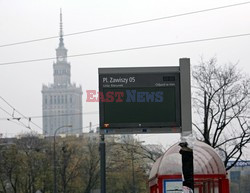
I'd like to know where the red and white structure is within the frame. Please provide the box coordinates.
[149,141,230,193]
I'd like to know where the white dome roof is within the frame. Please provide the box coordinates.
[149,141,226,180]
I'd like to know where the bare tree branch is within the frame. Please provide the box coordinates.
[192,57,250,170]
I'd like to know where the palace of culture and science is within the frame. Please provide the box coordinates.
[42,11,82,136]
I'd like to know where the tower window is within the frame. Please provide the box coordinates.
[50,96,53,104]
[54,96,57,104]
[45,97,47,104]
[65,95,67,104]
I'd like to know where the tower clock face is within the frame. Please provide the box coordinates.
[58,56,64,61]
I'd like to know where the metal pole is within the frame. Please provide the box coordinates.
[100,134,106,193]
[53,133,57,193]
[179,144,194,191]
[53,125,72,193]
[131,149,136,193]
[179,58,194,192]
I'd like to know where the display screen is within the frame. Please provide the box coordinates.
[99,70,181,133]
[103,87,177,125]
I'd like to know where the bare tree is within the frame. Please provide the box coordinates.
[57,140,83,193]
[0,144,21,193]
[192,57,250,170]
[135,143,164,163]
[17,134,46,193]
[81,139,99,193]
[106,136,161,193]
[56,137,99,193]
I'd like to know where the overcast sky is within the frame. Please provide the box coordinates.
[0,0,250,147]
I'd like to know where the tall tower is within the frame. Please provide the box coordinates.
[54,10,71,86]
[42,10,83,136]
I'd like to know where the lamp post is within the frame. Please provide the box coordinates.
[53,125,72,193]
[131,148,136,193]
[131,140,144,193]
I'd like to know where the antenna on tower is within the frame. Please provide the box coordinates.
[59,8,64,47]
[60,8,63,38]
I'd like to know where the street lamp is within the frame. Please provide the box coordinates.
[53,125,72,193]
[131,140,144,193]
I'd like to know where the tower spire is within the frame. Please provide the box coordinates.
[59,8,64,47]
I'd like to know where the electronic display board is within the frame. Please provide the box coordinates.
[99,67,183,134]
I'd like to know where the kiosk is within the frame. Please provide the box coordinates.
[149,141,230,193]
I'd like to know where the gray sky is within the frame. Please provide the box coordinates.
[0,0,250,146]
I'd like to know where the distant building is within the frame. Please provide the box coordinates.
[228,161,250,193]
[41,11,82,136]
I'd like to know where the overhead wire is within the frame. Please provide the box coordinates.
[51,124,99,134]
[1,1,249,135]
[0,98,100,134]
[0,111,99,121]
[0,123,100,138]
[0,96,42,131]
[0,32,250,66]
[0,105,31,129]
[0,1,250,48]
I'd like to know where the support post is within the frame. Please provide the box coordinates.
[179,144,194,191]
[179,58,194,192]
[180,58,192,136]
[131,149,136,193]
[53,132,57,193]
[100,134,106,193]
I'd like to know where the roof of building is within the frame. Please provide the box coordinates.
[149,141,226,180]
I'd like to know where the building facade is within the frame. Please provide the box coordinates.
[228,161,250,193]
[41,11,82,136]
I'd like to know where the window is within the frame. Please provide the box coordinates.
[230,171,241,182]
[50,96,52,104]
[54,96,56,104]
[44,96,47,104]
[65,95,67,104]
